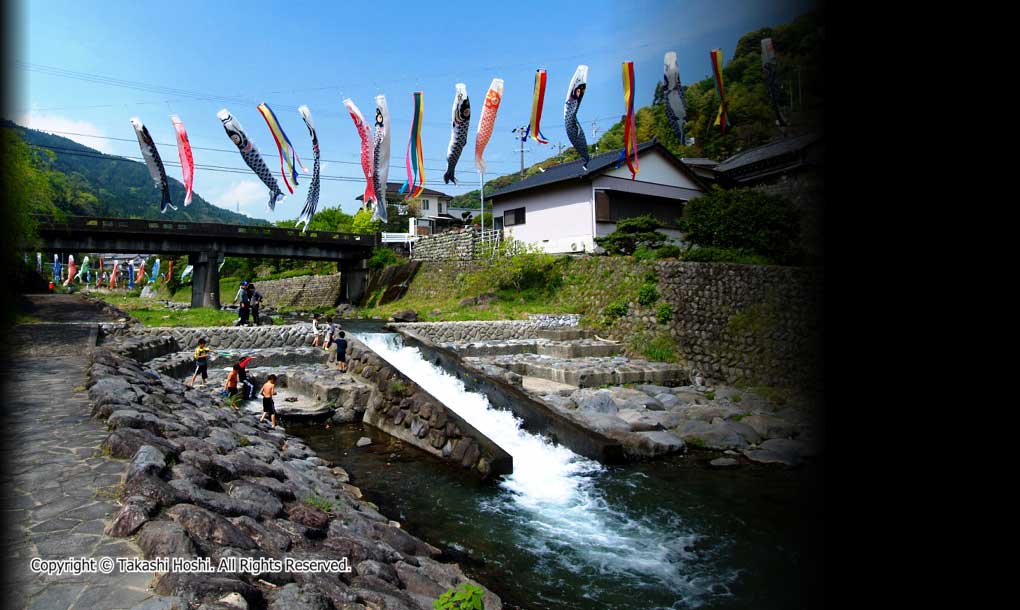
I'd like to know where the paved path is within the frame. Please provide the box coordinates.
[1,295,154,610]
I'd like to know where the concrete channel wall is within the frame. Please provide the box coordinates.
[393,327,626,464]
[102,324,317,350]
[345,336,513,478]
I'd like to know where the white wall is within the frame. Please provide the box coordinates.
[603,148,702,190]
[491,183,595,254]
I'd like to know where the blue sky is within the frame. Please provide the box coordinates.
[13,0,815,221]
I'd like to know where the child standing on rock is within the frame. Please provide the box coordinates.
[259,374,278,428]
[335,331,348,372]
[311,313,323,347]
[225,364,240,398]
[189,338,211,387]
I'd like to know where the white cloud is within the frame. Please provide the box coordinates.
[17,113,113,153]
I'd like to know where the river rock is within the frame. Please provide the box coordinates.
[571,389,619,414]
[266,583,331,610]
[356,437,372,447]
[626,431,686,457]
[106,495,158,537]
[127,445,168,482]
[224,480,284,518]
[287,503,330,530]
[167,504,258,550]
[391,310,419,322]
[609,387,664,411]
[169,479,265,519]
[742,448,800,467]
[356,559,399,584]
[723,419,762,444]
[674,403,744,422]
[709,458,740,468]
[153,573,260,608]
[760,439,807,464]
[617,409,663,432]
[676,420,748,450]
[569,412,632,435]
[138,520,198,558]
[230,516,291,553]
[741,414,797,440]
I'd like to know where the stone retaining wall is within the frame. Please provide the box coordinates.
[346,337,513,478]
[114,324,316,350]
[389,315,579,344]
[410,227,479,261]
[656,261,821,388]
[249,273,343,309]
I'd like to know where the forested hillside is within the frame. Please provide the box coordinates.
[2,119,266,225]
[450,11,822,209]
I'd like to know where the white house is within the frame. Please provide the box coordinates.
[488,140,707,254]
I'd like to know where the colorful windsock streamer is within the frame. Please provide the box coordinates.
[181,265,194,282]
[164,260,173,284]
[53,255,60,284]
[110,261,119,289]
[372,95,391,222]
[149,259,160,285]
[344,98,378,208]
[257,102,306,194]
[296,105,321,232]
[663,52,687,145]
[444,84,469,185]
[527,69,550,144]
[135,260,145,285]
[475,79,504,175]
[620,61,639,180]
[400,92,426,199]
[63,255,76,286]
[130,117,176,214]
[761,38,788,128]
[710,48,731,134]
[74,256,90,283]
[564,65,590,170]
[218,108,285,211]
[170,115,194,205]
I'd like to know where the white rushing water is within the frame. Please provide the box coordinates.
[359,333,734,606]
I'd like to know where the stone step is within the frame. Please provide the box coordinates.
[466,354,687,388]
[440,338,621,359]
[535,328,595,340]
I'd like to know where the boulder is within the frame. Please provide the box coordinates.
[169,480,266,519]
[571,389,619,415]
[287,503,330,530]
[167,504,258,550]
[676,420,748,450]
[391,310,419,322]
[224,480,284,518]
[266,584,331,610]
[709,458,740,468]
[624,431,685,457]
[723,419,762,444]
[138,521,197,558]
[742,414,797,440]
[106,496,158,537]
[153,573,260,608]
[127,445,167,482]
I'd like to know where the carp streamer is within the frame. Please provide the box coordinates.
[170,115,194,205]
[344,98,378,208]
[372,95,391,223]
[296,105,321,232]
[149,258,160,285]
[565,65,590,170]
[663,52,687,146]
[761,38,788,128]
[400,92,426,199]
[527,69,549,144]
[444,84,469,185]
[218,109,285,211]
[710,48,731,134]
[110,261,119,289]
[258,102,307,194]
[63,255,75,287]
[620,61,639,179]
[130,117,176,213]
[53,255,60,283]
[475,78,503,175]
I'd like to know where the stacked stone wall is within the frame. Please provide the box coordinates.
[116,324,316,350]
[390,315,577,343]
[410,227,479,261]
[249,273,343,309]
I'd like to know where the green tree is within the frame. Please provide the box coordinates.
[594,214,667,255]
[677,186,801,264]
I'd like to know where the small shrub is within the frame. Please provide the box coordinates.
[656,303,673,324]
[686,437,707,449]
[682,246,773,265]
[637,283,659,307]
[604,300,628,319]
[433,583,486,610]
[655,244,681,259]
[627,331,677,363]
[389,380,408,396]
[633,246,657,261]
[595,214,668,255]
[705,391,716,400]
[368,247,400,271]
[731,393,742,403]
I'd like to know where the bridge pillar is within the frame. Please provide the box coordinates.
[339,259,369,305]
[189,251,223,309]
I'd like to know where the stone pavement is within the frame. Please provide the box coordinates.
[1,295,155,610]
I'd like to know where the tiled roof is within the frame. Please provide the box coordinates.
[715,132,822,173]
[356,182,452,201]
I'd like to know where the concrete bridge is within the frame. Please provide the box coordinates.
[34,216,378,308]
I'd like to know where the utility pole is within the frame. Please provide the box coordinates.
[510,125,529,177]
[591,120,599,155]
[556,141,565,156]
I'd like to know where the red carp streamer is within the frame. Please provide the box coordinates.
[344,98,377,207]
[170,115,194,205]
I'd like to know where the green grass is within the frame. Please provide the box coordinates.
[685,437,707,449]
[626,331,678,363]
[129,308,239,327]
[304,495,337,513]
[15,313,43,324]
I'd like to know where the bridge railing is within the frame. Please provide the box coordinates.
[31,215,380,247]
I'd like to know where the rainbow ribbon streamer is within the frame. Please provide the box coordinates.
[526,69,549,144]
[399,92,426,199]
[257,102,307,194]
[619,60,639,180]
[710,48,731,134]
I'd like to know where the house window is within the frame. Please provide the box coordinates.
[503,207,526,226]
[422,199,430,211]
